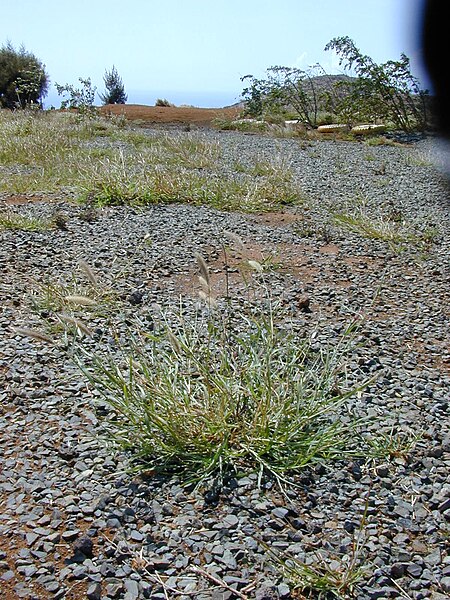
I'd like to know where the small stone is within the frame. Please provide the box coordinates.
[440,577,450,593]
[87,582,102,600]
[271,507,289,520]
[277,582,291,597]
[255,584,278,600]
[106,582,123,598]
[127,290,144,305]
[390,562,406,579]
[124,578,140,599]
[222,514,239,529]
[129,530,144,542]
[407,562,423,578]
[73,535,94,558]
[62,529,80,541]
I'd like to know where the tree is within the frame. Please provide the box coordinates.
[0,42,49,108]
[99,65,127,105]
[324,36,429,132]
[55,77,97,117]
[241,64,333,127]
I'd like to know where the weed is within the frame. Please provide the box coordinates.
[30,261,116,317]
[68,247,380,486]
[0,210,52,231]
[332,204,436,252]
[267,493,372,598]
[362,425,420,460]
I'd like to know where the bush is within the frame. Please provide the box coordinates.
[0,42,49,108]
[324,37,429,131]
[55,77,97,117]
[155,98,174,107]
[99,65,127,105]
[241,65,327,127]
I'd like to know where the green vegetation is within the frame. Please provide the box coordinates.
[0,110,303,212]
[46,252,379,486]
[325,36,428,132]
[241,37,429,132]
[332,205,438,252]
[55,77,97,116]
[155,98,175,107]
[0,209,52,231]
[270,549,367,599]
[99,65,127,105]
[30,260,118,318]
[241,64,332,127]
[0,42,48,108]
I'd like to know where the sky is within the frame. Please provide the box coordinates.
[1,0,429,108]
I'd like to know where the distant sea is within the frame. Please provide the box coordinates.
[44,87,241,109]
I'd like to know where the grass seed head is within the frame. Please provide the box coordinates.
[14,327,55,344]
[78,259,98,286]
[194,252,210,286]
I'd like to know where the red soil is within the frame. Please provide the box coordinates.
[99,103,240,126]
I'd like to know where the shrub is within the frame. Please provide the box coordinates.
[0,42,49,108]
[155,98,174,107]
[99,65,127,105]
[55,77,97,117]
[241,64,327,127]
[324,36,429,131]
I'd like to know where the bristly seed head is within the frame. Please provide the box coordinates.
[194,252,210,286]
[14,327,54,344]
[167,329,181,354]
[78,260,98,287]
[58,314,93,337]
[224,231,245,251]
[198,276,210,294]
[248,259,263,273]
[64,295,97,306]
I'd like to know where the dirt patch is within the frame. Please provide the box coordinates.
[99,104,240,126]
[251,211,304,227]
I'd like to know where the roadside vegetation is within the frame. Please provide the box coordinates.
[2,35,438,597]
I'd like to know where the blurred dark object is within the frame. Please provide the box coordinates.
[422,0,450,139]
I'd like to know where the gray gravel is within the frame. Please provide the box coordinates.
[1,128,449,599]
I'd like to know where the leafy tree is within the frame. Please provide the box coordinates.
[241,64,331,126]
[0,42,49,108]
[324,36,429,132]
[55,77,97,116]
[99,65,127,105]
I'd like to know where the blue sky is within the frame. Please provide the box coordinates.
[1,0,428,108]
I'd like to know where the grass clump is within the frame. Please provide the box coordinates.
[80,149,302,212]
[332,202,439,252]
[30,259,117,319]
[80,310,368,484]
[74,253,371,486]
[0,110,304,212]
[0,210,52,231]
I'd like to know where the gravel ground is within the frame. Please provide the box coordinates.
[1,129,449,599]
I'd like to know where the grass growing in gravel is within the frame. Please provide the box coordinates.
[332,202,439,252]
[19,244,418,487]
[30,259,119,327]
[0,209,53,231]
[69,253,376,486]
[80,308,369,483]
[0,109,303,212]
